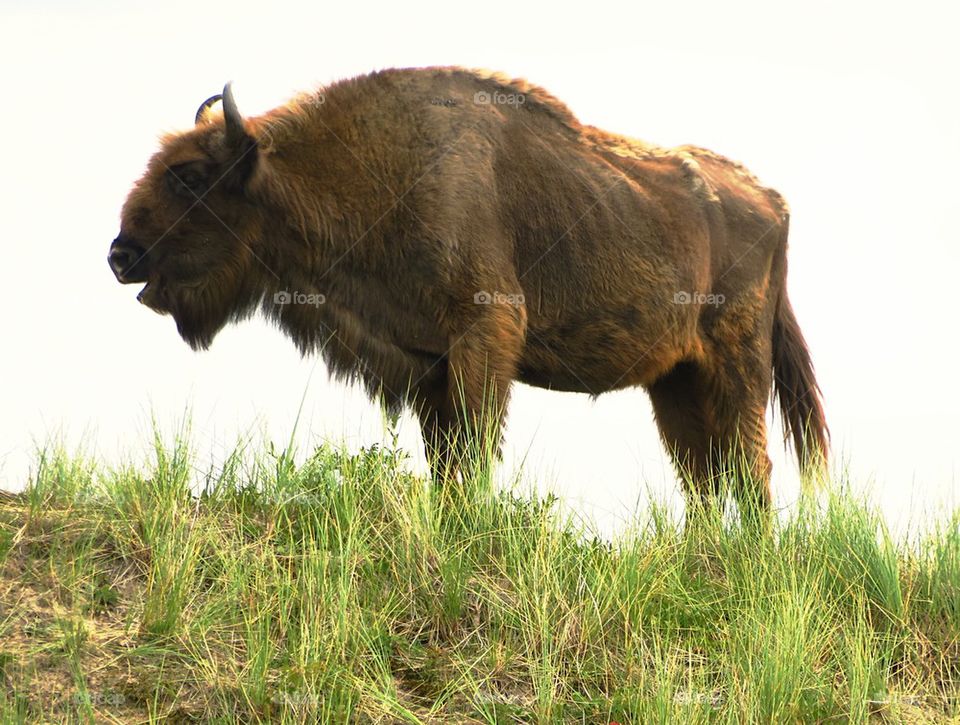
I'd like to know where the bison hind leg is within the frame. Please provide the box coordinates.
[647,361,723,518]
[647,356,773,528]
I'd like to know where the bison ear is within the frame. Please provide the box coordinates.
[217,82,259,187]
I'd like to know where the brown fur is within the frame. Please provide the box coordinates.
[110,66,828,514]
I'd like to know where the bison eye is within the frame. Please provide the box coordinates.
[166,161,211,198]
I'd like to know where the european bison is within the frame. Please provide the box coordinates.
[109,67,827,515]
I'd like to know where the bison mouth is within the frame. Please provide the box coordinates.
[128,270,255,351]
[144,276,245,351]
[136,279,168,314]
[135,279,209,347]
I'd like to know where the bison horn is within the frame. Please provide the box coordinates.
[222,82,246,146]
[194,93,223,125]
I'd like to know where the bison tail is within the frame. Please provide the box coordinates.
[772,288,829,478]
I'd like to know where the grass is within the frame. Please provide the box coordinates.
[0,429,957,723]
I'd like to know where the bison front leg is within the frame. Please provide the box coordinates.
[414,371,460,484]
[421,296,527,485]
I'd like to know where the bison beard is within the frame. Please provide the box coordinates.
[169,286,254,352]
[110,67,828,522]
[171,275,264,352]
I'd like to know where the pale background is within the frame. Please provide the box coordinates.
[1,0,957,534]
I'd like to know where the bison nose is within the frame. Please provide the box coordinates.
[108,236,149,283]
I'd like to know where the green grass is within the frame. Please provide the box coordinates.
[0,431,957,723]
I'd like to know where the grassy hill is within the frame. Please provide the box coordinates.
[0,434,957,722]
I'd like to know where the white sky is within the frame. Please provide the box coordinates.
[1,0,957,534]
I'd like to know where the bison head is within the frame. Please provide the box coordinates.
[109,83,270,350]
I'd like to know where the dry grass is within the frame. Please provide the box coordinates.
[0,434,957,723]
